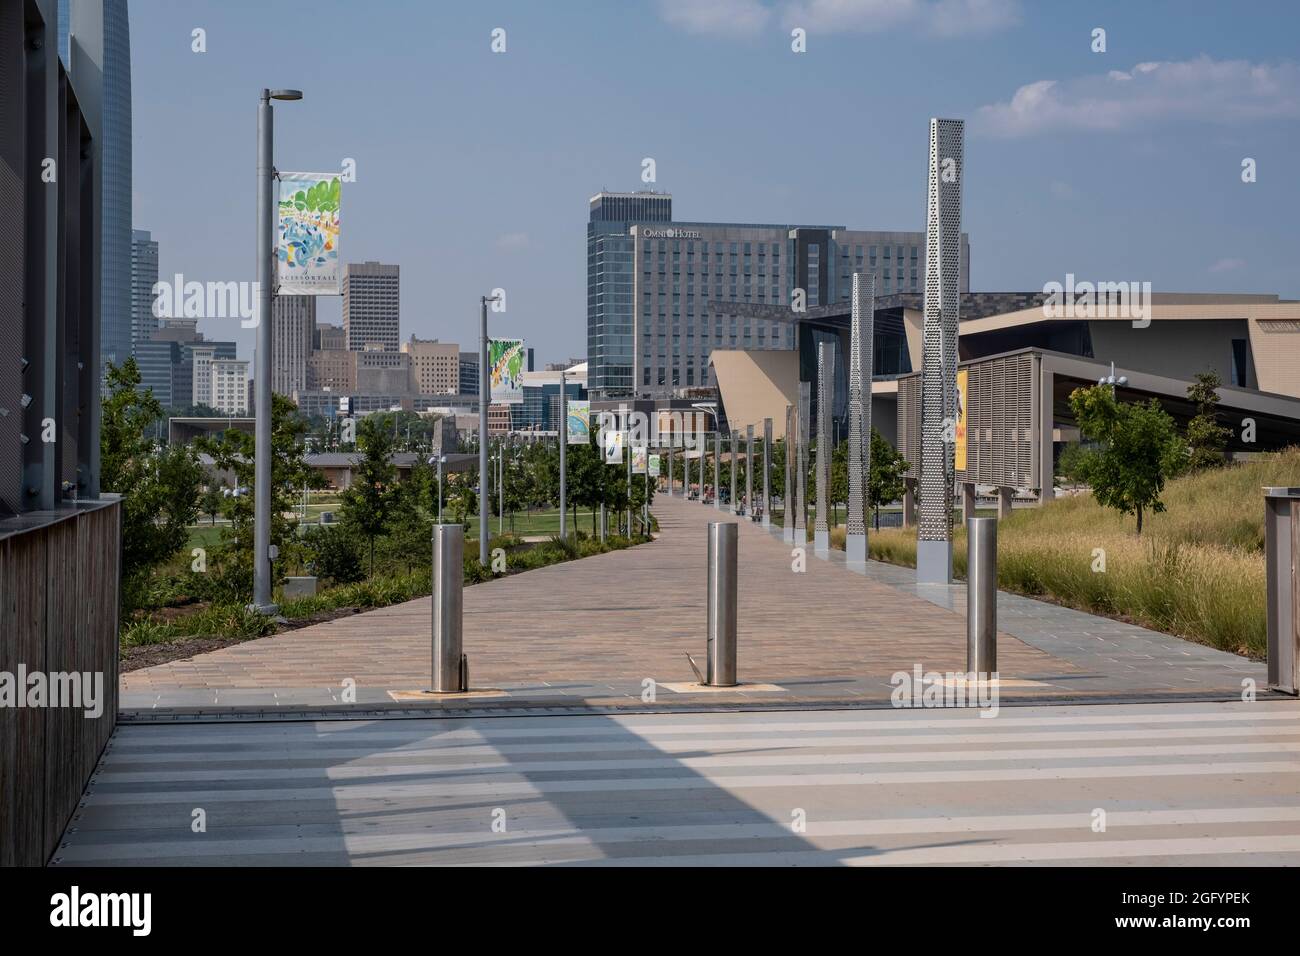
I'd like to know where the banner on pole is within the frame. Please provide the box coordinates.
[955,368,969,472]
[603,429,624,464]
[632,445,648,475]
[276,172,341,295]
[648,454,661,477]
[489,339,525,405]
[566,400,590,445]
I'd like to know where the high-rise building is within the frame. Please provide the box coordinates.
[210,358,250,414]
[130,229,158,351]
[401,335,460,395]
[134,340,179,408]
[343,261,400,352]
[272,294,316,396]
[459,351,480,395]
[62,0,132,376]
[585,190,969,401]
[191,346,215,407]
[588,192,673,397]
[307,350,357,393]
[313,322,345,351]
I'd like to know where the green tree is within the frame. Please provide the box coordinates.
[830,439,848,527]
[1055,441,1096,488]
[201,483,225,526]
[340,413,397,575]
[1069,385,1184,534]
[302,524,364,585]
[867,427,909,531]
[100,359,205,611]
[1185,370,1231,470]
[197,393,322,600]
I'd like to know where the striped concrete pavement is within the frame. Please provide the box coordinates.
[54,699,1300,866]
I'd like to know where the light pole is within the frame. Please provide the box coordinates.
[692,402,718,506]
[252,87,301,615]
[559,368,568,539]
[478,293,499,565]
[1098,361,1128,392]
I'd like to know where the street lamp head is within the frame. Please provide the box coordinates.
[270,89,303,101]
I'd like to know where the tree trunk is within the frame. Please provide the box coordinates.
[1136,505,1144,536]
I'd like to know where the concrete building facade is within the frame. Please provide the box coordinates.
[402,335,460,395]
[272,294,316,396]
[210,358,249,414]
[343,260,399,352]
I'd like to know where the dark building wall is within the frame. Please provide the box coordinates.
[0,0,120,866]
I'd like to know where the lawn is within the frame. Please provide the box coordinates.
[829,450,1300,659]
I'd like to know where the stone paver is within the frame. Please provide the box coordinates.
[119,497,1267,715]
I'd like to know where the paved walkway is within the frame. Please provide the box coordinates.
[56,700,1300,866]
[120,497,1266,715]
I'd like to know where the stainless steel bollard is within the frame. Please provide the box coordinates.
[966,517,997,675]
[431,524,466,692]
[706,522,738,687]
[1265,487,1300,694]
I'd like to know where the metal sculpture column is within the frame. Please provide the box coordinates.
[795,382,810,547]
[845,272,875,565]
[717,431,728,509]
[745,425,754,521]
[813,341,835,557]
[782,404,794,542]
[729,431,739,515]
[918,117,964,585]
[762,417,773,528]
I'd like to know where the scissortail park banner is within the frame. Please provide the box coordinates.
[632,445,648,474]
[489,338,525,405]
[277,172,341,295]
[566,400,590,444]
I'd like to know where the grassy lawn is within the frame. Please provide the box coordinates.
[828,449,1300,658]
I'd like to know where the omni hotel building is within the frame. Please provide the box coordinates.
[586,190,969,402]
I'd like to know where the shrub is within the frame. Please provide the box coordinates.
[303,524,365,585]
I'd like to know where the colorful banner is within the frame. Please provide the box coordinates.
[648,454,661,478]
[277,172,341,295]
[632,445,648,475]
[955,368,969,472]
[566,400,590,445]
[489,338,525,405]
[603,429,624,464]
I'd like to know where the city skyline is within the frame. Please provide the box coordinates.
[127,1,1300,367]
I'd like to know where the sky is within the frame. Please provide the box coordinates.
[128,0,1300,365]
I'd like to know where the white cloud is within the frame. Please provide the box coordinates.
[658,0,773,38]
[978,56,1300,137]
[1208,257,1246,274]
[658,0,1018,38]
[496,232,530,251]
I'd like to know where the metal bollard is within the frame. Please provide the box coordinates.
[1265,487,1300,694]
[431,524,466,693]
[966,517,997,675]
[706,522,738,687]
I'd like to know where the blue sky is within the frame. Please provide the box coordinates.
[129,0,1300,364]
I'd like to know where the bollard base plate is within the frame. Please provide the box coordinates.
[389,689,509,701]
